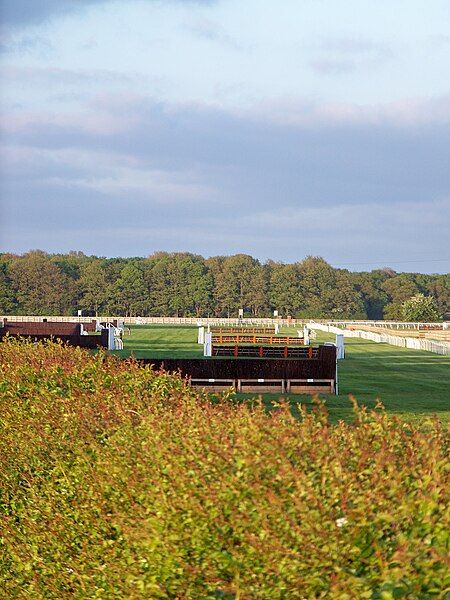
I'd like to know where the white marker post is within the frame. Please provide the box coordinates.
[336,334,345,359]
[204,332,212,357]
[107,326,115,351]
[303,326,310,345]
[198,326,205,344]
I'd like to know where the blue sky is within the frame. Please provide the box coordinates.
[0,0,449,272]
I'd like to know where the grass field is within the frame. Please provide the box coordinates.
[114,325,450,423]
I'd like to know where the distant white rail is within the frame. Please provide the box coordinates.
[2,315,303,326]
[1,315,449,335]
[308,322,450,356]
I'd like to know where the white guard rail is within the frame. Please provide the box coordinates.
[308,322,450,356]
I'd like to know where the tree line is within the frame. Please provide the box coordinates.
[0,250,448,320]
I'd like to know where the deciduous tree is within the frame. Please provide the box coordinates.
[401,293,441,322]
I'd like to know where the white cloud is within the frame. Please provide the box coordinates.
[237,94,450,127]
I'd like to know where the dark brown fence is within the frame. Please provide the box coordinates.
[137,345,337,394]
[211,345,316,358]
[0,321,108,349]
[211,334,304,346]
[210,327,276,334]
[82,320,98,332]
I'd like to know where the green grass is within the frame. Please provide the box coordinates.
[115,325,204,359]
[113,325,450,423]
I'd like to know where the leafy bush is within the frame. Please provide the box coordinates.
[401,293,441,322]
[0,339,449,598]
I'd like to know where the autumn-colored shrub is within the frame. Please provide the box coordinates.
[0,339,449,598]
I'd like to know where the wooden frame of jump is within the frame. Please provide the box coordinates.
[190,378,335,394]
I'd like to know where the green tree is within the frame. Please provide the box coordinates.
[145,253,172,316]
[167,254,214,317]
[401,293,441,322]
[211,254,268,317]
[9,251,73,315]
[0,262,17,314]
[78,261,109,316]
[425,274,450,318]
[267,261,303,316]
[350,270,391,319]
[382,274,420,319]
[297,257,365,319]
[145,252,213,316]
[109,263,149,316]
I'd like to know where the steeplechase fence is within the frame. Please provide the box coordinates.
[137,344,337,394]
[0,321,109,349]
[209,327,277,334]
[211,334,303,345]
[211,345,316,358]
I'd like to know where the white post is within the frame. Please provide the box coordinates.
[204,332,212,357]
[336,334,345,359]
[335,355,339,395]
[198,326,205,344]
[303,326,310,345]
[275,323,280,334]
[108,326,115,351]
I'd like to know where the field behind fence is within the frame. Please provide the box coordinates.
[1,315,449,355]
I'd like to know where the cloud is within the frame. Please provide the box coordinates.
[1,65,139,86]
[323,38,391,56]
[0,32,54,56]
[31,148,220,203]
[239,95,450,127]
[1,94,449,268]
[0,0,217,29]
[0,0,111,28]
[309,59,356,75]
[184,16,242,50]
[309,36,393,76]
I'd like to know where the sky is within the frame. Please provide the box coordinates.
[0,0,449,273]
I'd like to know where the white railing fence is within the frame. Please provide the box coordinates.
[1,315,304,327]
[308,322,450,356]
[331,321,449,330]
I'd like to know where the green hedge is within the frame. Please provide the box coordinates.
[0,339,448,598]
